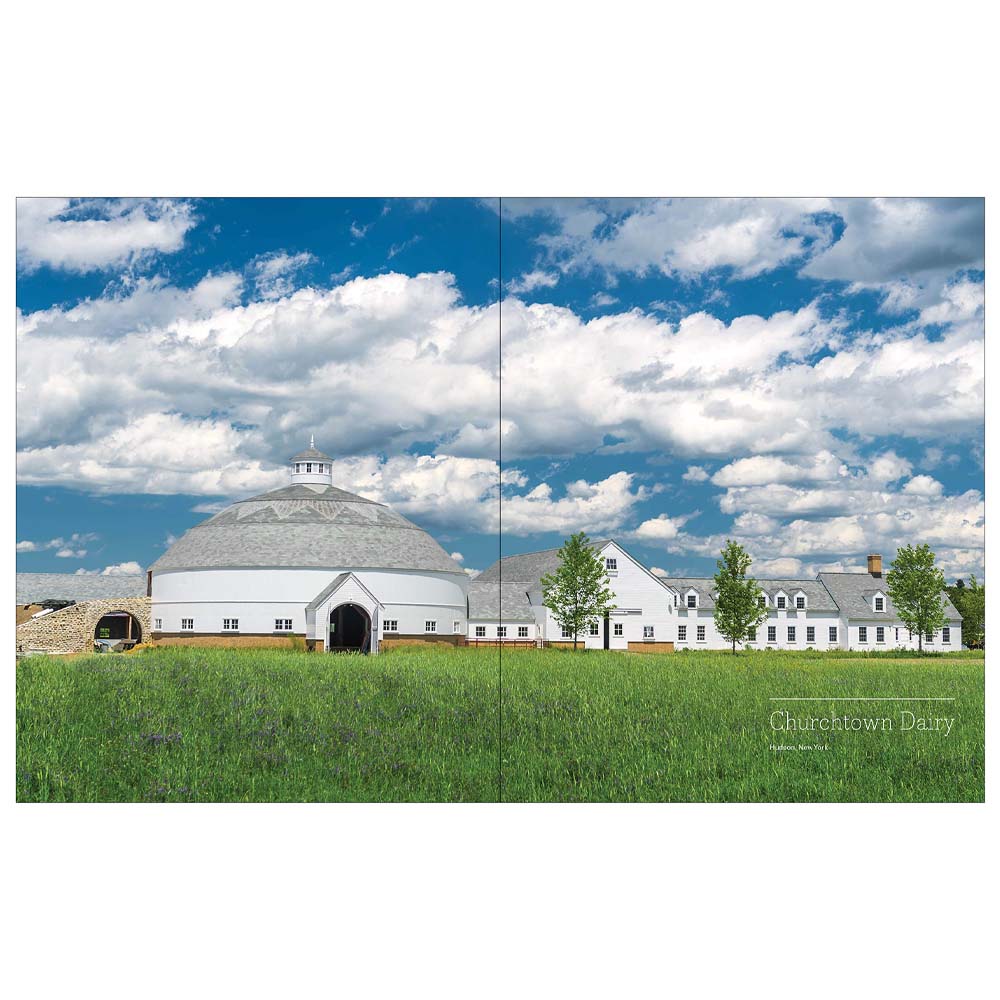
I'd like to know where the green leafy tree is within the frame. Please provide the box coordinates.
[886,544,947,652]
[712,539,768,654]
[540,532,616,651]
[959,575,985,649]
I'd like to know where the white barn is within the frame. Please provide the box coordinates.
[150,443,469,652]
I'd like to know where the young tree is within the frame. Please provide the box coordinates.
[540,532,616,651]
[886,544,947,652]
[960,575,985,649]
[713,539,768,654]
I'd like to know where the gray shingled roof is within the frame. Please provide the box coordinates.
[756,578,839,612]
[304,573,351,612]
[291,446,335,463]
[818,573,961,621]
[16,573,147,605]
[477,540,611,588]
[467,581,535,621]
[149,483,463,574]
[664,577,717,610]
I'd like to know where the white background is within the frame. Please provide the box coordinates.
[3,2,996,997]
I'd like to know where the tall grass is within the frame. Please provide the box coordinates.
[16,645,983,802]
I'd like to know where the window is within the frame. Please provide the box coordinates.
[876,626,885,643]
[895,628,899,641]
[758,595,767,608]
[497,626,507,638]
[294,463,301,473]
[696,625,706,642]
[154,618,162,630]
[748,628,756,642]
[776,596,786,609]
[677,625,687,642]
[858,626,868,643]
[475,625,486,638]
[561,626,572,639]
[829,626,838,643]
[806,626,815,643]
[687,594,697,608]
[643,625,654,639]
[925,632,934,644]
[589,622,600,636]
[454,620,462,633]
[425,620,437,633]
[795,596,806,610]
[942,627,951,644]
[384,620,398,632]
[181,618,194,631]
[275,619,292,631]
[223,618,239,631]
[874,596,885,612]
[787,626,796,643]
[614,623,623,637]
[605,557,617,572]
[767,626,777,643]
[518,626,529,638]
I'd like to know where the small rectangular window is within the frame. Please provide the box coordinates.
[787,626,796,643]
[497,626,507,638]
[614,622,623,636]
[767,626,777,643]
[383,620,398,632]
[561,626,572,639]
[677,625,687,641]
[475,625,486,638]
[858,626,868,643]
[758,595,766,608]
[874,596,885,612]
[747,628,756,642]
[589,622,599,636]
[181,618,193,631]
[643,625,654,639]
[223,618,239,632]
[696,625,706,642]
[806,626,815,643]
[518,626,529,638]
[876,626,885,643]
[453,620,462,633]
[425,620,437,633]
[154,618,162,630]
[796,596,806,610]
[776,596,786,609]
[605,557,617,571]
[829,626,838,643]
[942,627,951,644]
[925,632,934,644]
[275,618,292,631]
[687,594,697,608]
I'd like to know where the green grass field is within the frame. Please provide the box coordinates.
[16,645,984,802]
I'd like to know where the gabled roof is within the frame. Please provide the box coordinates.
[817,573,961,621]
[467,581,535,622]
[755,579,839,612]
[16,572,147,605]
[305,572,383,612]
[664,578,717,609]
[476,540,612,588]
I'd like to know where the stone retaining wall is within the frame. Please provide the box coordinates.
[15,597,152,655]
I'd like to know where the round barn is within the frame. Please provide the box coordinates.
[149,442,468,653]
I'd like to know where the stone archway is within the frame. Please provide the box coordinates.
[94,610,143,649]
[329,602,372,653]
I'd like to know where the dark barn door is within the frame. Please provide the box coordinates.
[603,614,610,649]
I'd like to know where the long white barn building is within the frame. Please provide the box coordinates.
[148,444,962,654]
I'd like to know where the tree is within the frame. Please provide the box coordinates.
[713,539,768,654]
[959,575,985,649]
[540,532,616,651]
[885,544,947,652]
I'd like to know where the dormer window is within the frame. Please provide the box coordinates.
[758,595,767,609]
[795,593,806,610]
[775,595,786,610]
[686,592,697,609]
[874,595,885,612]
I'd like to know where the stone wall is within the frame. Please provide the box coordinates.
[15,597,152,655]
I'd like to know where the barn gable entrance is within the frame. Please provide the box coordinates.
[329,603,371,653]
[305,572,383,654]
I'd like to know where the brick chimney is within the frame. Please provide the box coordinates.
[867,554,883,577]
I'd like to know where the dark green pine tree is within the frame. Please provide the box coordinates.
[540,532,617,652]
[712,539,768,654]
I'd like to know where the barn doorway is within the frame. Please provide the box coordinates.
[94,611,142,651]
[329,603,372,653]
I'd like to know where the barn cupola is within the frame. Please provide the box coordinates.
[290,436,334,486]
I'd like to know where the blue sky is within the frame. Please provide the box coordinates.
[17,197,984,581]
